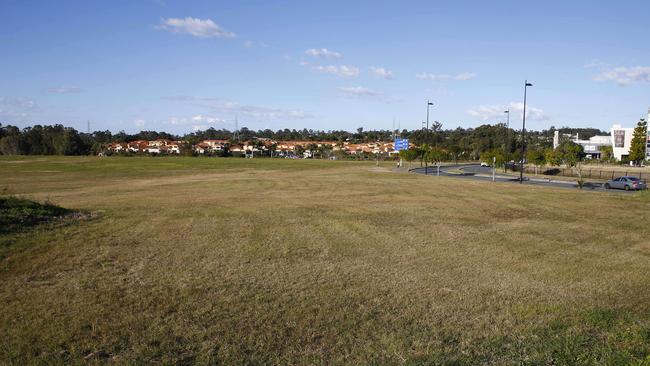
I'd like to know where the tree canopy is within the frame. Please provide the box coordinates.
[628,119,647,165]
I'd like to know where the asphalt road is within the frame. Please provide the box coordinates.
[410,164,640,193]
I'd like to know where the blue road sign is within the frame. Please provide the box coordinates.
[394,138,409,151]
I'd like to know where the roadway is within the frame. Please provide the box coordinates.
[410,164,638,193]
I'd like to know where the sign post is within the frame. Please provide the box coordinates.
[394,138,409,169]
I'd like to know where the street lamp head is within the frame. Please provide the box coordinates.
[525,82,533,87]
[504,110,509,114]
[428,102,434,106]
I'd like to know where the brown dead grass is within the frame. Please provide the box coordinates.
[0,156,649,365]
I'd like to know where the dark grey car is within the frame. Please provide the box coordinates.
[604,176,647,191]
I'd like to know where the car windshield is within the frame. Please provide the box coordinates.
[627,177,640,181]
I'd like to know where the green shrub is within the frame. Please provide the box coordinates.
[0,196,72,234]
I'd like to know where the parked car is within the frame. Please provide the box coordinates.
[604,176,647,191]
[505,161,519,171]
[480,162,490,167]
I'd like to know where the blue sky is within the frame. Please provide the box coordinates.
[1,0,649,134]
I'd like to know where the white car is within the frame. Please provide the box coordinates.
[480,162,490,167]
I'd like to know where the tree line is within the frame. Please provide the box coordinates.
[0,122,613,158]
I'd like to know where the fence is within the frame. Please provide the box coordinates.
[522,166,647,181]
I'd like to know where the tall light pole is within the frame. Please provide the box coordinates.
[504,109,510,148]
[519,81,533,184]
[504,109,510,171]
[426,101,434,131]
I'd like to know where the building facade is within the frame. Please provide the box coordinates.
[553,131,612,159]
[553,109,650,162]
[610,124,635,161]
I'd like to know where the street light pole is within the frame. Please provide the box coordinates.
[503,108,510,146]
[519,81,533,184]
[504,109,510,172]
[426,101,433,131]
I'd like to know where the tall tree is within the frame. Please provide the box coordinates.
[0,125,22,155]
[628,119,647,165]
[398,149,418,169]
[553,141,586,188]
[526,148,546,175]
[599,145,613,162]
[425,146,447,165]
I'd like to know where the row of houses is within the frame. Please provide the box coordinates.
[107,139,413,157]
[107,140,182,154]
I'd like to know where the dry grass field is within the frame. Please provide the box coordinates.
[1,156,649,365]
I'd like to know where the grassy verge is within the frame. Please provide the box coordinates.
[0,156,648,364]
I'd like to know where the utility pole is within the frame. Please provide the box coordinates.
[87,120,90,134]
[233,117,240,142]
[520,81,533,184]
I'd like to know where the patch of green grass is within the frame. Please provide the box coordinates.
[0,195,72,235]
[584,308,620,330]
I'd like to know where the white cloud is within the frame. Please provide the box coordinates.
[0,97,36,122]
[244,40,268,49]
[467,102,547,121]
[417,72,477,81]
[594,66,650,85]
[312,64,360,78]
[169,115,224,127]
[164,96,311,120]
[584,59,609,69]
[305,48,342,59]
[338,86,380,97]
[455,72,477,81]
[43,86,83,95]
[191,114,224,124]
[157,17,235,39]
[337,87,402,103]
[370,66,393,80]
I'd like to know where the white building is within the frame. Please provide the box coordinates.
[553,131,611,159]
[609,109,650,161]
[553,108,650,161]
[610,124,635,161]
